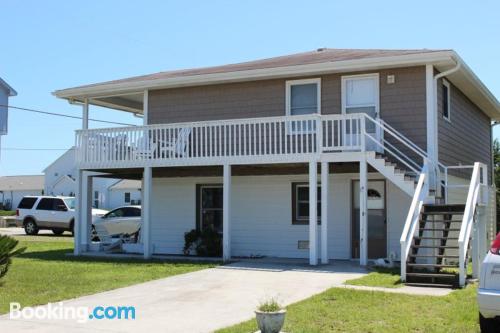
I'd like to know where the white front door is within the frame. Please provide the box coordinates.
[342,74,381,152]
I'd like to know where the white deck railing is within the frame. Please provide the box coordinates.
[76,113,432,172]
[400,172,427,282]
[457,162,488,286]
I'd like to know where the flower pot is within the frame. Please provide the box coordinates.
[255,309,286,333]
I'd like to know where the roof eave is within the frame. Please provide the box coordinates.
[53,51,454,99]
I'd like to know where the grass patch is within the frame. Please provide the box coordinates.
[0,210,15,216]
[344,267,402,288]
[0,236,215,314]
[217,285,479,333]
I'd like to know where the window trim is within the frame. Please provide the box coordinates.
[291,182,321,225]
[442,79,451,122]
[285,78,322,117]
[196,184,223,232]
[341,73,380,116]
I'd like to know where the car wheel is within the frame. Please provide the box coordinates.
[52,229,64,236]
[91,225,100,242]
[479,313,498,333]
[24,219,39,235]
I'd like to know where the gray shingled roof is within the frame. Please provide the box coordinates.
[0,175,44,191]
[68,48,448,90]
[109,179,141,190]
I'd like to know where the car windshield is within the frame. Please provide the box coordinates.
[63,198,76,210]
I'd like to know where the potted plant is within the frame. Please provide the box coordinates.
[255,298,286,333]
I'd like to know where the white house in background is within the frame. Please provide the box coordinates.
[108,179,142,208]
[43,147,141,209]
[0,175,44,209]
[0,77,17,159]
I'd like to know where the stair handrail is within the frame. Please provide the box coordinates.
[400,172,427,282]
[458,162,486,286]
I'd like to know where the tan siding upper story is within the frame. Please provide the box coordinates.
[148,66,427,150]
[437,78,492,172]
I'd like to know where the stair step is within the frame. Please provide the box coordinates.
[414,236,459,240]
[412,245,459,249]
[422,211,464,215]
[406,272,457,279]
[420,219,463,223]
[419,228,461,232]
[409,254,459,258]
[404,282,455,288]
[407,263,458,268]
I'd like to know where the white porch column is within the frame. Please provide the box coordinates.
[81,173,93,250]
[82,98,89,130]
[309,161,318,265]
[74,169,83,255]
[223,164,232,262]
[359,156,368,266]
[321,161,329,264]
[425,64,437,191]
[143,167,152,259]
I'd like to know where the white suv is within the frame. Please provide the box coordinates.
[478,231,500,332]
[15,196,107,235]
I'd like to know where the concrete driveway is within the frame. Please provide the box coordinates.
[0,260,366,333]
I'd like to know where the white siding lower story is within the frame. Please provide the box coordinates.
[150,173,412,261]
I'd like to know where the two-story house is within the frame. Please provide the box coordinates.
[54,49,499,287]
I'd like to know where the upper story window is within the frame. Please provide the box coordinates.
[286,78,321,116]
[442,79,451,121]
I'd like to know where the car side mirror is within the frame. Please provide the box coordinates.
[57,205,68,212]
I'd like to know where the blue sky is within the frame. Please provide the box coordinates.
[1,0,499,176]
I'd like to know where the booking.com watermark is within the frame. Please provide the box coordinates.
[9,302,136,323]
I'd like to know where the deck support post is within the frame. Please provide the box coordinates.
[359,155,368,266]
[223,164,232,262]
[143,167,152,259]
[74,169,83,255]
[309,161,318,265]
[81,172,92,251]
[321,161,329,264]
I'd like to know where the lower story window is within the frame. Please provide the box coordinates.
[197,185,223,233]
[124,192,131,204]
[292,183,321,225]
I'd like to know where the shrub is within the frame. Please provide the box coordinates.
[0,235,26,280]
[183,228,222,257]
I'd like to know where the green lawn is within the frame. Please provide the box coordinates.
[0,210,15,216]
[218,285,479,333]
[344,267,403,288]
[0,235,216,314]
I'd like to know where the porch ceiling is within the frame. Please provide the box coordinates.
[87,162,377,179]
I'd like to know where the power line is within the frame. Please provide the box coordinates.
[2,147,74,151]
[1,105,137,126]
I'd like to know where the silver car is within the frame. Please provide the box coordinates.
[92,206,141,241]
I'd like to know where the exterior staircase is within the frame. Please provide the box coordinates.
[405,204,466,288]
[366,152,416,196]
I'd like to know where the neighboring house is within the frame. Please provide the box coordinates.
[0,175,44,209]
[0,77,17,157]
[55,49,499,287]
[108,179,142,208]
[43,147,141,209]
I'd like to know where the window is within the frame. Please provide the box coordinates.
[124,192,131,204]
[292,183,321,224]
[196,185,223,233]
[286,79,321,132]
[18,197,37,209]
[123,207,141,217]
[94,191,99,208]
[36,198,55,210]
[442,79,451,121]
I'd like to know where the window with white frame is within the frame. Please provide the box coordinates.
[442,79,451,121]
[292,183,321,225]
[286,79,321,132]
[124,192,131,204]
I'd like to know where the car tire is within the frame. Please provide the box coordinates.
[24,219,39,235]
[52,229,64,236]
[479,313,499,333]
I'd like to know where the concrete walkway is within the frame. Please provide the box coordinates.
[342,284,453,296]
[0,260,366,333]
